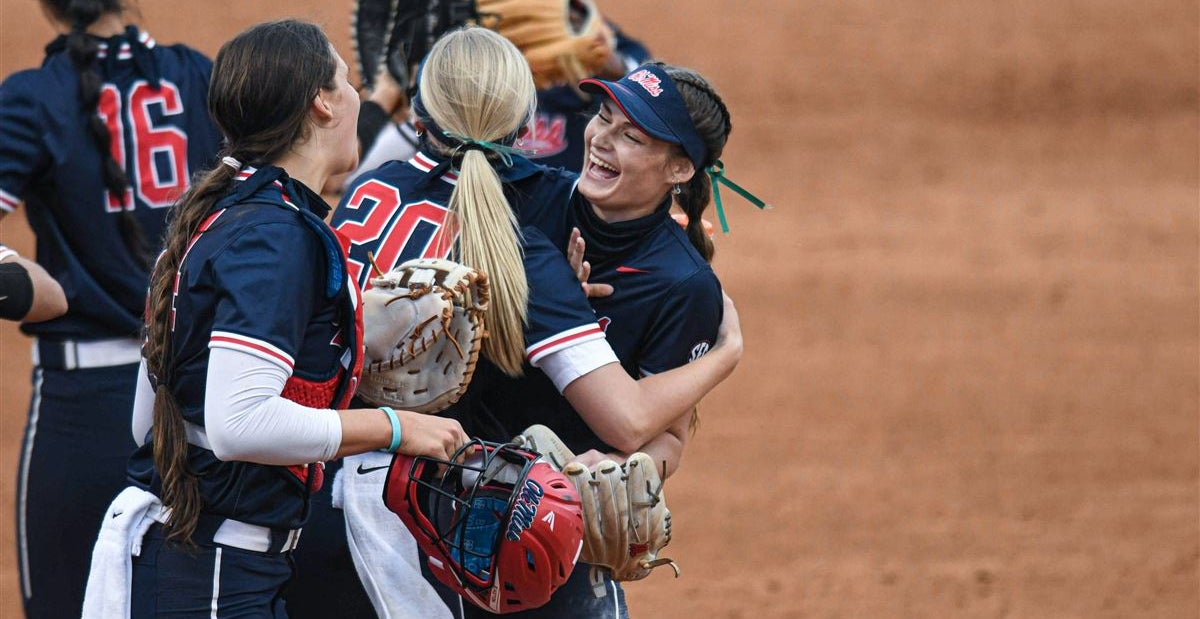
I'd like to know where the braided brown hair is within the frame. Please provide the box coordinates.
[42,0,155,268]
[142,19,337,543]
[659,63,732,263]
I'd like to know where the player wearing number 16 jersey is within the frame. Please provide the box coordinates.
[0,2,220,616]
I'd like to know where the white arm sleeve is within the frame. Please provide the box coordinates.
[204,346,342,465]
[131,358,154,447]
[535,338,620,393]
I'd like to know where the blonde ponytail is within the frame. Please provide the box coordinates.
[419,27,537,377]
[451,150,527,375]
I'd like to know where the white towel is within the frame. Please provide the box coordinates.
[337,452,456,619]
[81,486,163,619]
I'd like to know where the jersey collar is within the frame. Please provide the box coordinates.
[230,165,332,220]
[409,148,544,188]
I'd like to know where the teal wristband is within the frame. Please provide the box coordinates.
[379,407,402,452]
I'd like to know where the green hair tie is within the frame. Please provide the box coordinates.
[441,131,528,168]
[705,159,771,233]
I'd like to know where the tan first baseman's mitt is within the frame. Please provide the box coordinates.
[358,258,489,413]
[477,0,615,89]
[513,423,577,470]
[514,425,679,581]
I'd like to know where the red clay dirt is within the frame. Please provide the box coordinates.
[0,0,1196,617]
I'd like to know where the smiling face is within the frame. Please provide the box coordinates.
[578,99,695,223]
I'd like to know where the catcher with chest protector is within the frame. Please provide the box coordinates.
[79,20,470,619]
[327,28,745,619]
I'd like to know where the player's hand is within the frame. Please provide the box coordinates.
[366,63,409,119]
[568,227,613,298]
[573,448,619,469]
[396,410,470,461]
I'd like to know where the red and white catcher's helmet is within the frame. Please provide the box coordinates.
[384,439,584,613]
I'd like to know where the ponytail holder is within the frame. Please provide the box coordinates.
[705,160,772,234]
[441,131,527,168]
[221,156,242,171]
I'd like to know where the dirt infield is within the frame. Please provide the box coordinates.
[1,0,1196,617]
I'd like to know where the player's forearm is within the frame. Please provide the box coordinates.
[566,343,735,452]
[204,347,342,465]
[334,407,397,458]
[627,414,689,478]
[337,406,471,462]
[609,343,729,448]
[23,254,68,322]
[565,291,741,451]
[0,247,67,322]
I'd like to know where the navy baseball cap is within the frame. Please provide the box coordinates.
[579,64,708,169]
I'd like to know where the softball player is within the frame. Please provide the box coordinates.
[0,244,67,323]
[0,2,221,615]
[455,62,737,619]
[78,20,468,618]
[327,28,742,619]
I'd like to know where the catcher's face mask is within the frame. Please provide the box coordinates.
[384,439,584,613]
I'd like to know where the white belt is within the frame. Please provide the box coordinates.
[32,337,142,370]
[174,422,306,553]
[149,506,302,554]
[210,518,302,554]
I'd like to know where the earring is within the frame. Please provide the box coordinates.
[672,184,682,195]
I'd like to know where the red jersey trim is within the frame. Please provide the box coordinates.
[95,33,156,60]
[209,331,295,371]
[409,152,459,184]
[526,324,606,365]
[235,168,299,210]
[0,188,18,212]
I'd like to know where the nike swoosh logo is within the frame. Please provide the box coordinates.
[615,266,649,274]
[111,510,124,519]
[357,463,391,475]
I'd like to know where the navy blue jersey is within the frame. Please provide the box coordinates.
[333,151,607,441]
[0,27,221,341]
[333,151,600,358]
[128,166,361,530]
[574,202,722,376]
[524,27,650,171]
[484,194,723,454]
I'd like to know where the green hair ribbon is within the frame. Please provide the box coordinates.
[706,159,772,233]
[441,131,529,168]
